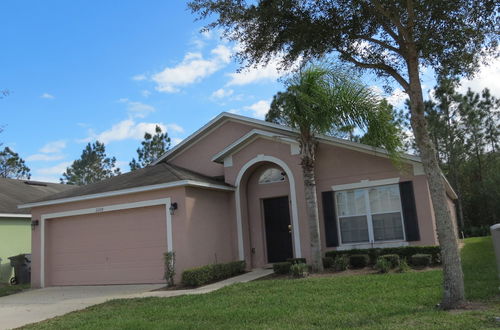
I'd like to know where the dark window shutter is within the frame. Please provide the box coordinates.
[399,181,420,241]
[322,191,339,247]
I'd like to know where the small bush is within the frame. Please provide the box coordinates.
[322,257,334,269]
[286,258,306,265]
[398,258,411,273]
[333,255,349,271]
[379,254,400,268]
[410,254,432,267]
[273,262,292,275]
[349,254,369,268]
[374,257,391,273]
[181,260,246,287]
[163,251,176,287]
[290,263,309,278]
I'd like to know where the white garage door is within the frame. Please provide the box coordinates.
[45,205,167,286]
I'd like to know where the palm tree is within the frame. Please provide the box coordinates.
[266,64,401,272]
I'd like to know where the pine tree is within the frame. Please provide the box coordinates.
[130,125,171,171]
[61,141,121,185]
[0,147,31,179]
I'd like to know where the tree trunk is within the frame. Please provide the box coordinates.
[300,136,324,272]
[406,57,465,309]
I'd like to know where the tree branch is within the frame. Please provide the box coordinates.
[339,50,410,92]
[356,35,402,54]
[370,0,410,42]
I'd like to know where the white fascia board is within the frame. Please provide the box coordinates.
[18,180,234,209]
[0,213,31,218]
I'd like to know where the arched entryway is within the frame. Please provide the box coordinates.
[234,155,301,268]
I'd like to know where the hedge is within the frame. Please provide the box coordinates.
[273,262,292,275]
[322,257,334,269]
[286,258,306,265]
[181,260,246,287]
[349,254,369,268]
[379,254,400,268]
[325,246,441,265]
[410,254,432,267]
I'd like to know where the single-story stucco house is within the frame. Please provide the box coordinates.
[20,112,458,288]
[0,178,73,282]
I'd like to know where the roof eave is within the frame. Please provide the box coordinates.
[18,180,235,209]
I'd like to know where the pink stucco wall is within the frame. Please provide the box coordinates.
[169,120,255,177]
[31,186,235,287]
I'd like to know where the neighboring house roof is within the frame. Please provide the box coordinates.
[153,112,422,165]
[0,178,74,216]
[19,162,234,209]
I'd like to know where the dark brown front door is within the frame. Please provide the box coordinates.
[263,196,293,263]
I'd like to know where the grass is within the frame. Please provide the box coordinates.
[24,237,500,329]
[0,283,30,297]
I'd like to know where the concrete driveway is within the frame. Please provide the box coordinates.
[0,284,163,330]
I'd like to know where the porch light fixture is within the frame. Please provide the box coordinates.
[169,202,178,215]
[31,219,39,230]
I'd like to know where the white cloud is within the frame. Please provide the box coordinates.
[386,88,408,107]
[37,161,72,176]
[29,176,61,183]
[244,100,271,119]
[118,98,155,118]
[211,88,234,100]
[80,119,166,144]
[227,56,298,86]
[165,123,184,134]
[132,74,147,81]
[26,154,65,162]
[459,57,500,96]
[141,90,151,98]
[41,93,54,99]
[40,140,66,153]
[152,45,232,93]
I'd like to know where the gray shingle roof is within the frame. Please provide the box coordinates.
[25,162,230,205]
[0,178,75,214]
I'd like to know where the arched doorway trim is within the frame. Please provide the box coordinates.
[235,154,301,260]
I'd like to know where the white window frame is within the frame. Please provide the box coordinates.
[333,179,407,249]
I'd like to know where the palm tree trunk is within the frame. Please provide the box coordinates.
[407,57,465,309]
[300,136,324,272]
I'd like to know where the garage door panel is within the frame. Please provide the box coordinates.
[45,205,167,286]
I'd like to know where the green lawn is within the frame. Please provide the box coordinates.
[0,283,30,297]
[25,237,500,329]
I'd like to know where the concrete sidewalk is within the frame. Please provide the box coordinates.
[0,268,272,329]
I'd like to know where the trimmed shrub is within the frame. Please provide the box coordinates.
[349,254,369,268]
[374,257,391,273]
[322,257,334,269]
[398,258,411,273]
[181,260,246,287]
[273,262,292,275]
[163,251,176,287]
[410,254,432,267]
[379,254,400,268]
[333,255,349,271]
[325,246,441,265]
[286,258,306,265]
[290,263,309,278]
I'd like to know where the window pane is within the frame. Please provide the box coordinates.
[369,185,401,214]
[339,216,369,243]
[372,212,404,241]
[336,189,366,216]
[258,168,286,184]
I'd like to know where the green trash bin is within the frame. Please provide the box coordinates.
[8,254,31,285]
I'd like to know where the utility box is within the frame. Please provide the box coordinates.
[491,224,500,279]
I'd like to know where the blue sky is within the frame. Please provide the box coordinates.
[1,1,497,183]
